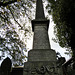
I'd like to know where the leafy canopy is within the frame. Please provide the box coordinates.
[0,0,35,66]
[46,0,75,56]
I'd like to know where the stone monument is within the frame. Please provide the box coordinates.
[1,57,12,75]
[23,0,63,75]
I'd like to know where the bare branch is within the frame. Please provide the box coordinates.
[0,0,17,7]
[21,4,31,20]
[8,5,24,30]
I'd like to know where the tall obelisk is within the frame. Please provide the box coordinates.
[32,0,50,49]
[28,0,56,62]
[23,0,63,75]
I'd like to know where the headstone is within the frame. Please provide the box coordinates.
[0,66,1,75]
[1,57,12,75]
[23,0,64,75]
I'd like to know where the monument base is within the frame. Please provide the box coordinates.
[28,49,56,61]
[23,61,63,75]
[23,49,63,75]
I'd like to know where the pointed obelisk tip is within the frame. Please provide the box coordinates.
[35,0,45,20]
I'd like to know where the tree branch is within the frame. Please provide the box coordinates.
[21,4,31,20]
[0,0,17,7]
[8,5,24,30]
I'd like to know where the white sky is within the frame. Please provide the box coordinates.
[48,16,70,61]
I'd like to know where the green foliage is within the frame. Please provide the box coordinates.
[0,29,27,66]
[0,0,35,29]
[0,0,35,66]
[46,0,75,56]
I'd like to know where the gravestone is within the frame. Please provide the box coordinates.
[23,0,63,75]
[1,57,12,75]
[0,66,1,75]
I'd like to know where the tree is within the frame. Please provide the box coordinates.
[46,0,75,68]
[0,29,27,66]
[0,0,35,29]
[0,0,35,66]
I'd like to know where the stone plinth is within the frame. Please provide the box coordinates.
[23,62,56,75]
[28,49,56,61]
[23,61,63,75]
[23,49,63,75]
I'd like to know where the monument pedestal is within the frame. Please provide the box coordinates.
[24,61,57,75]
[23,49,63,75]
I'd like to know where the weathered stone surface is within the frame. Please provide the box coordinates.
[23,61,63,75]
[33,25,50,49]
[28,49,56,61]
[35,0,45,19]
[31,20,49,31]
[23,0,64,75]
